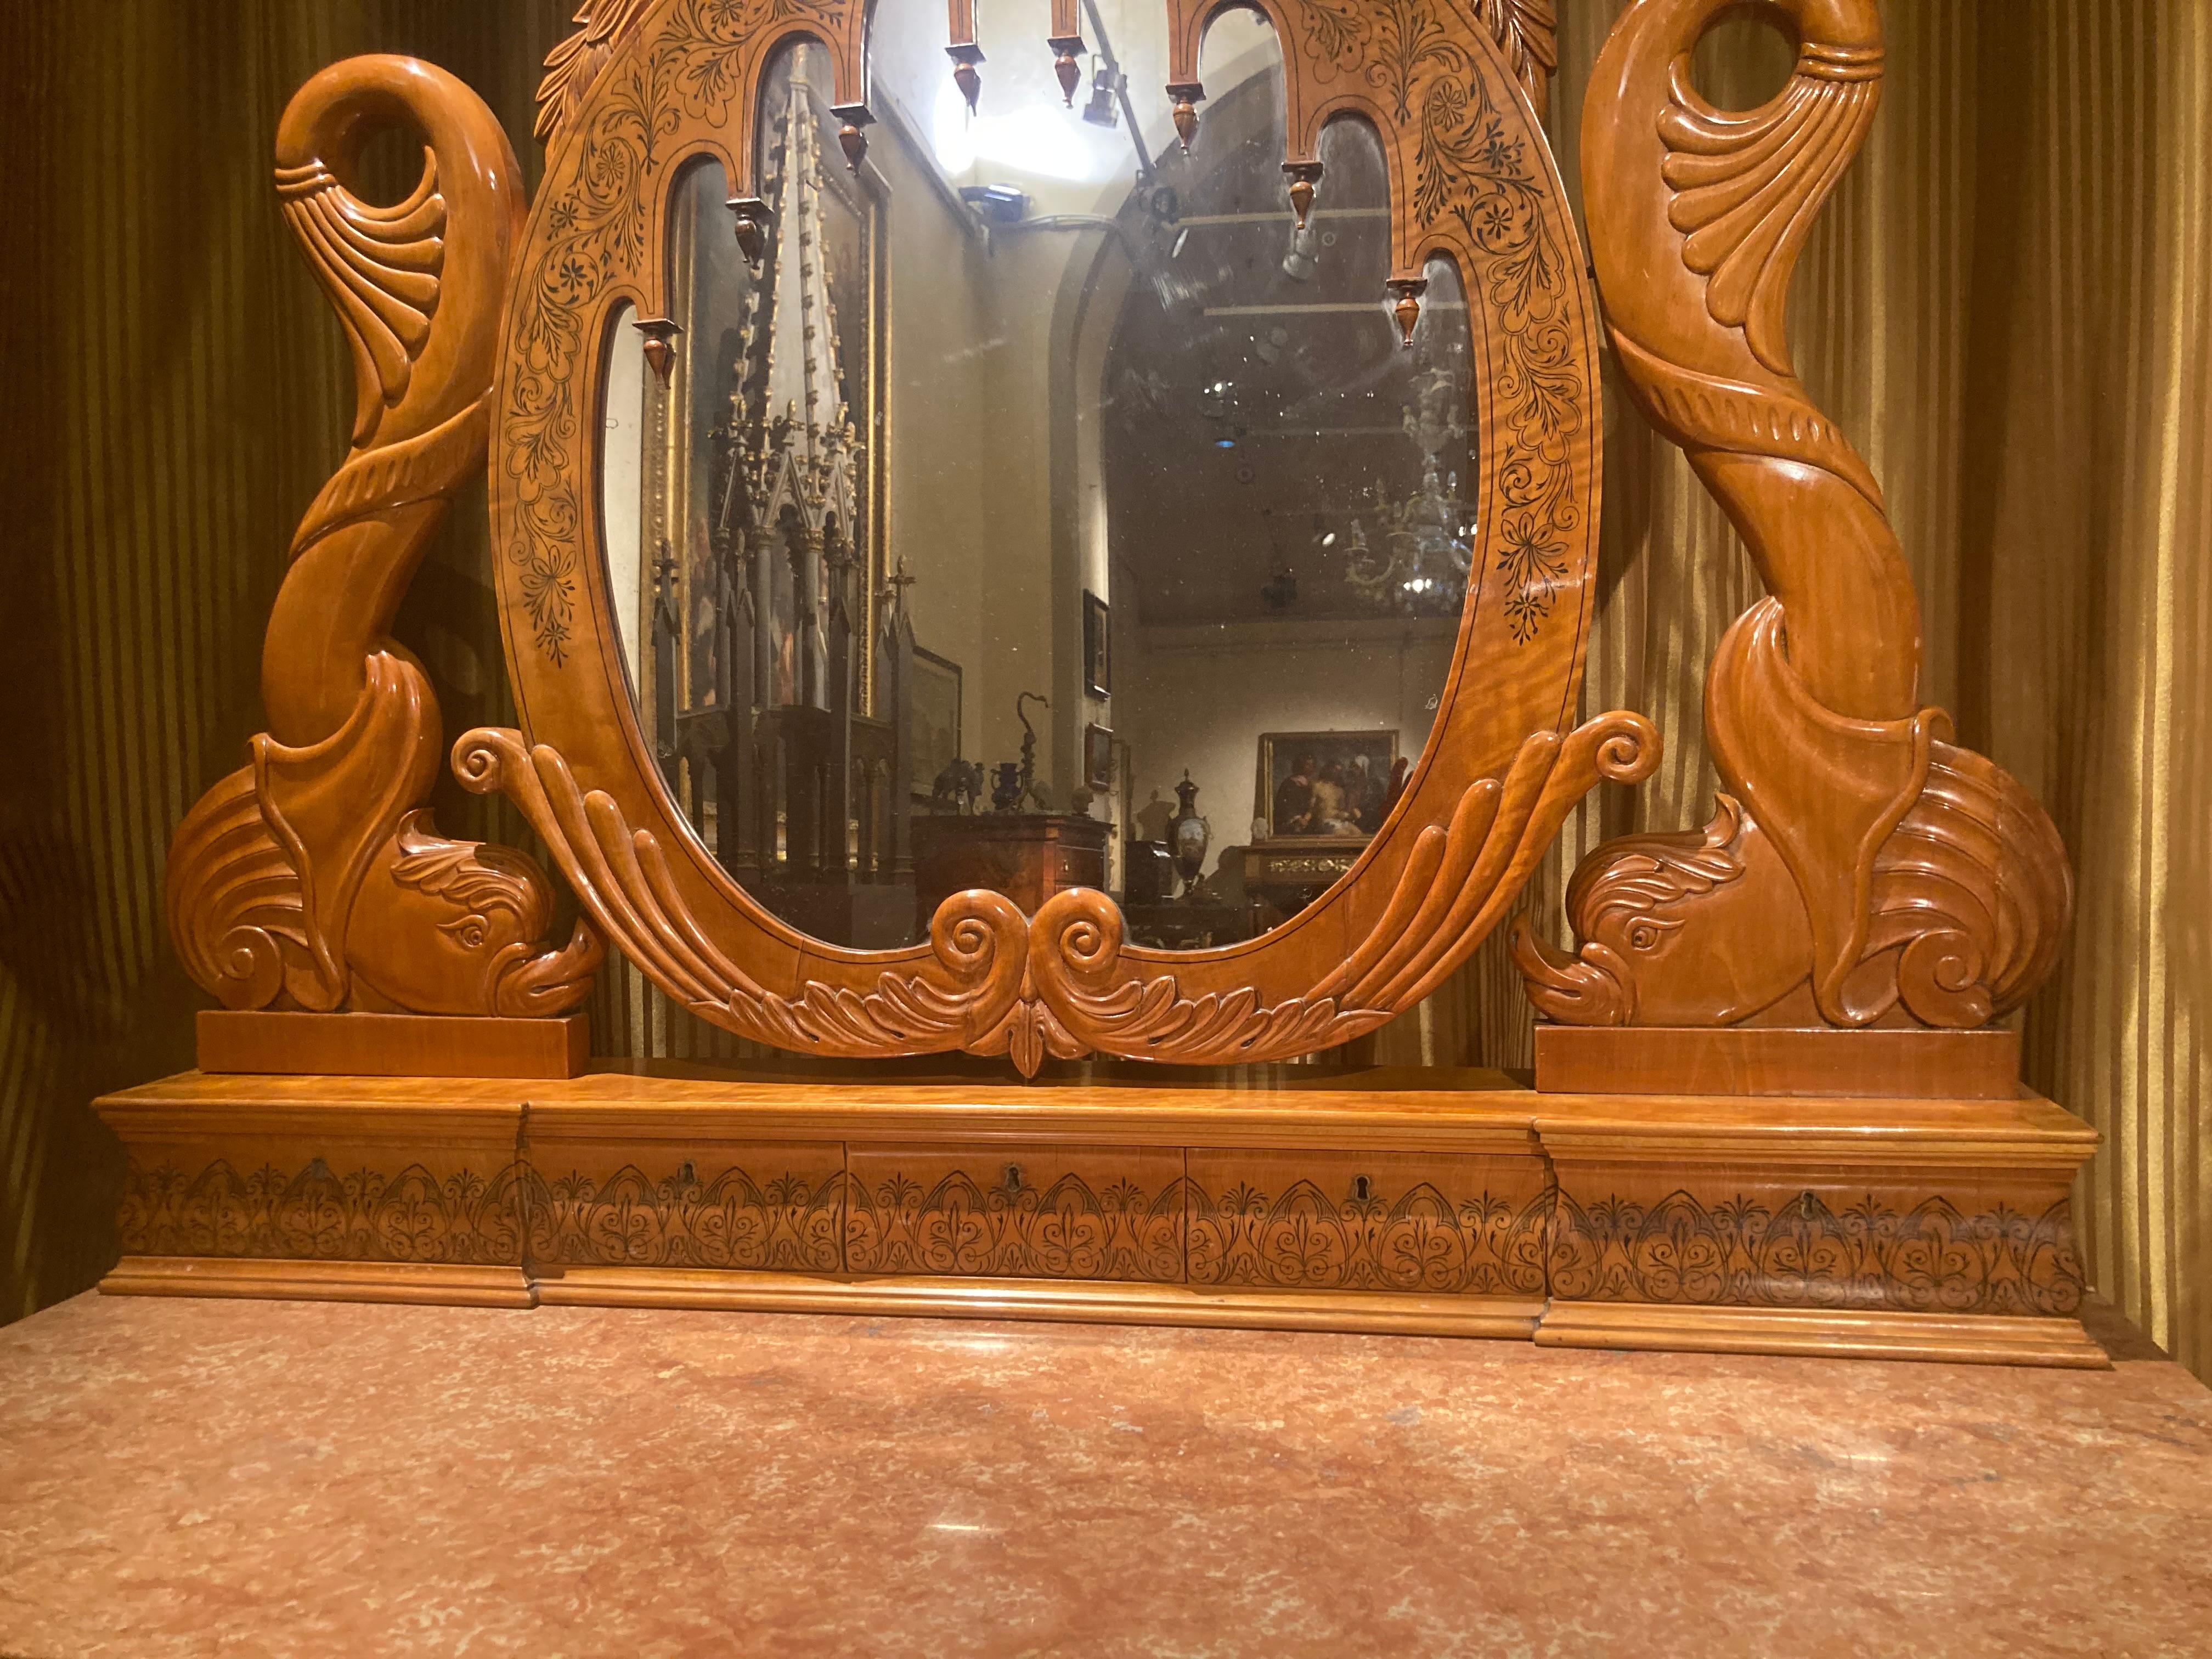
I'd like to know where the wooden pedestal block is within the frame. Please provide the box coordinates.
[1534,1024,2023,1099]
[92,1068,2104,1366]
[198,1009,591,1080]
[101,1077,533,1306]
[1534,1091,2102,1365]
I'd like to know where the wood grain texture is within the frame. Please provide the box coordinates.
[1511,0,2073,1036]
[1533,1303,2107,1368]
[1533,1023,2022,1099]
[196,1010,590,1079]
[472,0,1641,1075]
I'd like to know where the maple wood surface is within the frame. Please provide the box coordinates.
[197,1011,591,1079]
[1534,1023,2025,1099]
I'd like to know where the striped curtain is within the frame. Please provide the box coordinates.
[4,1,2208,1378]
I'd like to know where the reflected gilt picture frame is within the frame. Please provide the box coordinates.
[1256,730,1398,842]
[1082,590,1110,697]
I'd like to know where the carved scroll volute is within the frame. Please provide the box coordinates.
[1514,0,2073,1032]
[166,57,600,1022]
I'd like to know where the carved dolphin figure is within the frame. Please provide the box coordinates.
[166,56,600,1019]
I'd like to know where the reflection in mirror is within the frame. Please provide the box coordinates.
[600,9,1474,952]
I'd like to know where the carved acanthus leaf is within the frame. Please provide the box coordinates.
[166,766,311,1012]
[1474,0,1556,116]
[1657,46,1881,377]
[536,0,658,146]
[275,157,445,445]
[458,710,1655,1075]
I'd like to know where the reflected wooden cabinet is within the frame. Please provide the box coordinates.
[116,0,2111,1368]
[911,814,1109,928]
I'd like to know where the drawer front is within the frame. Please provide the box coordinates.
[845,1145,1184,1281]
[1186,1149,1550,1296]
[115,1128,527,1268]
[526,1139,846,1274]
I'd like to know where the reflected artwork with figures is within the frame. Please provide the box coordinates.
[599,7,1472,953]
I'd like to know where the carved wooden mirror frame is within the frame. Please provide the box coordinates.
[447,0,1651,1075]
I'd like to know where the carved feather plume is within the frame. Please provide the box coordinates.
[1658,43,1882,375]
[1475,0,1558,117]
[537,0,656,146]
[274,157,445,445]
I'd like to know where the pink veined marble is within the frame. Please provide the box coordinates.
[1,1293,2207,1658]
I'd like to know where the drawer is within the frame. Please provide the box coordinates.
[525,1136,846,1274]
[1186,1148,1550,1296]
[845,1144,1183,1281]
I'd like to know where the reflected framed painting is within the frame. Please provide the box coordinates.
[909,646,962,804]
[1082,591,1110,697]
[1255,730,1398,840]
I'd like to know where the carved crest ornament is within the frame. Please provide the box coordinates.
[165,0,2068,1076]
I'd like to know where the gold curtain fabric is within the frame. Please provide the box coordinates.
[2,2,2207,1375]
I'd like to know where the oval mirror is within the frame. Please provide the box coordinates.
[596,11,1472,954]
[486,0,1633,1071]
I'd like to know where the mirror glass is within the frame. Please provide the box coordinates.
[599,3,1474,950]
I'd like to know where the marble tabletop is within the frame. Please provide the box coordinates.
[2,1292,2206,1657]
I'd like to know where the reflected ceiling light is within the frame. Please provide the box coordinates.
[929,78,1110,182]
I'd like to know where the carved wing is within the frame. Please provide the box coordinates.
[1658,43,1882,376]
[1475,0,1558,117]
[537,0,657,146]
[274,159,445,446]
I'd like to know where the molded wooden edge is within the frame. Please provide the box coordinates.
[99,1256,537,1307]
[529,1267,1547,1338]
[197,1010,591,1079]
[1533,1301,2109,1369]
[93,1096,527,1147]
[525,1104,1545,1154]
[95,1071,2095,1156]
[1534,1122,2098,1175]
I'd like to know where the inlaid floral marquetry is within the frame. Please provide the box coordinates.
[844,1149,1184,1282]
[1546,1187,2087,1318]
[1185,1152,1549,1295]
[526,1161,845,1273]
[117,1156,528,1266]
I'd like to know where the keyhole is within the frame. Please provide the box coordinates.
[678,1160,697,1187]
[1005,1163,1024,1192]
[1352,1175,1372,1202]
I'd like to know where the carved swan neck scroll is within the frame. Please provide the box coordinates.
[1512,0,2072,1032]
[167,55,601,1020]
